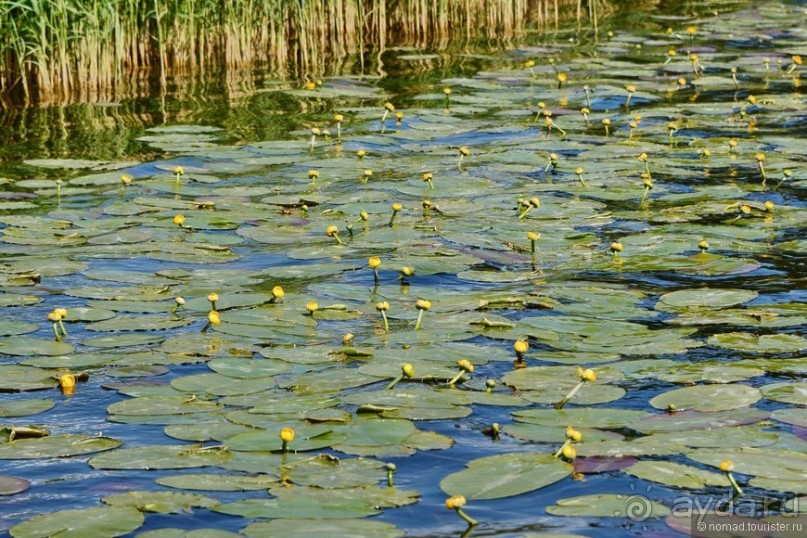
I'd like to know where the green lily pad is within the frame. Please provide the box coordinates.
[440,452,571,500]
[0,434,121,459]
[89,445,232,469]
[0,337,75,356]
[0,398,55,417]
[687,448,807,481]
[707,332,807,354]
[157,473,278,491]
[102,490,219,513]
[241,519,404,538]
[649,384,762,412]
[624,461,730,489]
[225,424,347,452]
[513,408,650,429]
[546,493,671,518]
[107,396,224,415]
[633,408,771,433]
[9,506,144,538]
[761,382,807,405]
[137,530,242,538]
[281,455,386,488]
[658,288,758,309]
[213,485,419,519]
[0,365,58,392]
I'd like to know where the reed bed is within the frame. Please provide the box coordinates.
[0,0,603,105]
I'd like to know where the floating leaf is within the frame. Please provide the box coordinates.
[624,461,730,489]
[0,476,30,495]
[546,493,670,518]
[9,506,144,538]
[0,435,121,459]
[649,384,762,412]
[157,473,278,491]
[89,445,231,470]
[440,452,571,500]
[0,398,55,417]
[241,519,404,538]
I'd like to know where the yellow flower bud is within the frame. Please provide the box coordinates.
[173,166,184,176]
[764,201,775,212]
[208,293,219,303]
[754,152,765,162]
[577,367,597,382]
[384,102,395,112]
[527,232,541,241]
[208,311,221,325]
[459,147,471,157]
[173,215,186,226]
[719,460,734,472]
[392,203,403,212]
[272,286,284,299]
[357,149,367,158]
[280,427,295,443]
[308,170,320,179]
[610,242,623,254]
[54,308,67,319]
[561,444,576,460]
[698,240,710,251]
[514,340,529,354]
[333,113,344,122]
[445,495,467,510]
[415,299,431,311]
[375,301,390,312]
[400,266,415,277]
[48,311,62,322]
[342,333,354,345]
[60,374,76,390]
[402,363,415,378]
[566,426,583,442]
[326,225,340,237]
[443,87,452,95]
[458,359,474,373]
[120,174,133,185]
[175,297,185,305]
[626,84,637,93]
[368,256,381,269]
[306,301,319,314]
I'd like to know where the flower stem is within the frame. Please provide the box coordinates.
[381,311,389,333]
[414,309,425,331]
[386,374,403,390]
[726,472,744,496]
[554,381,585,409]
[455,508,478,527]
[554,439,571,458]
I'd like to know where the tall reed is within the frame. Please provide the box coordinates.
[0,0,599,105]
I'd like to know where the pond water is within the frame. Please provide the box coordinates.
[1,1,806,537]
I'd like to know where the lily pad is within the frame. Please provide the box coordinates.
[241,519,404,538]
[157,473,278,491]
[0,398,55,417]
[546,493,671,518]
[89,445,232,469]
[9,506,144,538]
[440,452,571,500]
[649,384,762,412]
[0,476,30,495]
[102,490,219,513]
[624,460,730,489]
[0,434,121,459]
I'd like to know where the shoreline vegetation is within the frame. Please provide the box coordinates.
[0,0,609,105]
